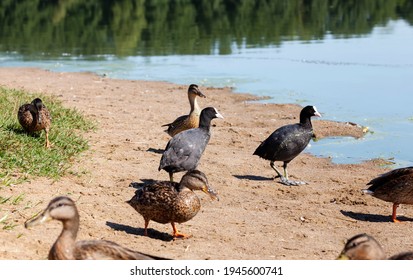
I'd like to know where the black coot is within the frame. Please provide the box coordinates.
[159,107,224,182]
[253,105,321,186]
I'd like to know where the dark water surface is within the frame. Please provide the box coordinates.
[1,0,413,165]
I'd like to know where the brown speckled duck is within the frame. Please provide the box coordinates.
[363,166,413,222]
[18,98,51,148]
[127,170,219,239]
[25,196,167,260]
[162,84,206,137]
[337,233,413,260]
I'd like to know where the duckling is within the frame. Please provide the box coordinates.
[337,233,413,260]
[127,170,219,239]
[363,166,413,222]
[162,84,206,137]
[18,98,51,148]
[253,105,321,186]
[159,107,223,182]
[25,196,167,260]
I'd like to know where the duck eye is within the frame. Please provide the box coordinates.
[348,241,358,249]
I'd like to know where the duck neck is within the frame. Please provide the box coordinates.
[188,94,201,115]
[50,216,79,260]
[29,106,42,124]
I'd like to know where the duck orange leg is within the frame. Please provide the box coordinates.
[392,203,401,223]
[171,222,191,239]
[45,130,51,148]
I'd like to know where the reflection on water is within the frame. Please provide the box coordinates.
[1,0,413,165]
[1,0,412,57]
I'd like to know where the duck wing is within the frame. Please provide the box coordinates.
[75,240,169,260]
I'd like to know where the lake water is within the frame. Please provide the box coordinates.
[1,0,413,166]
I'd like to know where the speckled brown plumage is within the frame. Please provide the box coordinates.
[127,170,218,239]
[162,84,206,137]
[338,233,413,260]
[363,166,413,222]
[18,98,51,148]
[25,196,167,260]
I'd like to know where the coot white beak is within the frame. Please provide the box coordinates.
[313,106,322,117]
[214,109,224,119]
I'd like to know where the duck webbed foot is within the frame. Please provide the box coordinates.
[171,222,192,239]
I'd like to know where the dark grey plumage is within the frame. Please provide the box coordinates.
[363,166,413,222]
[253,105,321,186]
[159,107,223,182]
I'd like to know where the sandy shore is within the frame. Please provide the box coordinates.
[0,67,411,260]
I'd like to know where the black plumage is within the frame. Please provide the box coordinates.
[159,107,224,182]
[253,105,321,186]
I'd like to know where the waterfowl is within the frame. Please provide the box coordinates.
[337,233,413,260]
[363,166,413,223]
[159,107,223,182]
[18,98,51,148]
[337,233,386,260]
[127,170,219,239]
[162,84,206,137]
[25,196,167,260]
[253,105,321,186]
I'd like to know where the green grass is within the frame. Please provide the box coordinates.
[0,87,95,187]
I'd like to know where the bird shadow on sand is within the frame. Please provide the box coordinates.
[340,210,413,223]
[105,221,174,241]
[147,148,164,154]
[129,179,159,189]
[233,175,274,181]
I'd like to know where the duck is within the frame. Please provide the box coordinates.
[363,166,413,223]
[337,233,413,260]
[18,97,51,148]
[162,84,206,137]
[159,107,223,182]
[24,196,167,260]
[127,170,219,239]
[253,105,321,186]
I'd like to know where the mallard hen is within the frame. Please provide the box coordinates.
[363,166,413,222]
[25,196,167,260]
[18,98,51,148]
[337,233,413,260]
[162,84,206,137]
[253,105,321,186]
[127,170,219,239]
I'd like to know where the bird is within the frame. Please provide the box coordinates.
[363,166,413,223]
[337,233,413,260]
[337,233,386,260]
[253,105,321,186]
[18,97,52,148]
[127,170,219,239]
[162,84,206,137]
[24,196,168,260]
[159,107,224,182]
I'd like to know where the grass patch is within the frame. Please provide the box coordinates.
[0,87,95,187]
